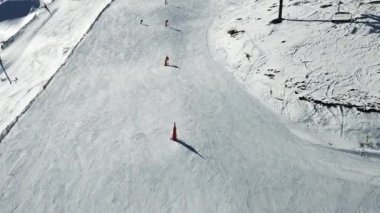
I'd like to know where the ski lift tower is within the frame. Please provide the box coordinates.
[270,0,284,24]
[0,55,12,84]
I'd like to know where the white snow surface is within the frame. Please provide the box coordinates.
[0,0,380,212]
[209,0,380,150]
[0,0,112,141]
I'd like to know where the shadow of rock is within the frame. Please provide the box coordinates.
[0,0,40,22]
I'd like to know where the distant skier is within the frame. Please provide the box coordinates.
[165,0,167,5]
[165,19,169,27]
[163,56,179,69]
[140,19,149,26]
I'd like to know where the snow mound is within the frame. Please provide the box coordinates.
[209,0,380,149]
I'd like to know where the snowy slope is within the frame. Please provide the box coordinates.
[209,0,380,150]
[0,0,380,212]
[0,0,112,142]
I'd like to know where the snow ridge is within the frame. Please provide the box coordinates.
[209,0,380,150]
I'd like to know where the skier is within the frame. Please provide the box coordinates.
[165,19,169,27]
[140,19,144,25]
[164,56,169,66]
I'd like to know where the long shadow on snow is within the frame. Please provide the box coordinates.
[174,139,205,159]
[0,0,40,22]
[285,14,380,34]
[168,27,182,33]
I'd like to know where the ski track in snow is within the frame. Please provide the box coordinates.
[0,0,380,212]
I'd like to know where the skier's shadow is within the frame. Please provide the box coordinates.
[174,139,204,159]
[166,65,180,69]
[168,27,182,33]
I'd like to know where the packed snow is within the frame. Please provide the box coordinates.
[0,0,380,212]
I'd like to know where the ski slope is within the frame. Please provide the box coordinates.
[0,0,380,212]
